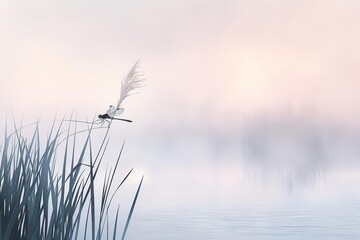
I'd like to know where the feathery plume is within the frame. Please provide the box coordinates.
[117,60,145,108]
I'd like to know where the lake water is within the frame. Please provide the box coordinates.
[127,200,360,240]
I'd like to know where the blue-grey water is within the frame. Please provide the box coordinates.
[127,201,360,240]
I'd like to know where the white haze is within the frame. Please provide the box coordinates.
[1,0,360,209]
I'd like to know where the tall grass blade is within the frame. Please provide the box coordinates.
[121,175,144,240]
[113,206,120,240]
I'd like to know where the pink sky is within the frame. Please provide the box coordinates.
[1,0,360,126]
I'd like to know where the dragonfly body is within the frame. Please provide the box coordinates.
[98,113,111,120]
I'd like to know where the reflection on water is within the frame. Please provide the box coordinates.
[240,114,360,189]
[127,200,360,240]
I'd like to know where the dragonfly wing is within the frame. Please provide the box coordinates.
[113,108,124,117]
[106,105,116,116]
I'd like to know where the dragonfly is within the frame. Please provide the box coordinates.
[97,105,132,125]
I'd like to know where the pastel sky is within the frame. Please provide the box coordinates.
[1,0,360,208]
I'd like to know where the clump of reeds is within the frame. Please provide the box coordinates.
[0,118,143,240]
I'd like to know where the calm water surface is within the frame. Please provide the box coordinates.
[127,200,360,240]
